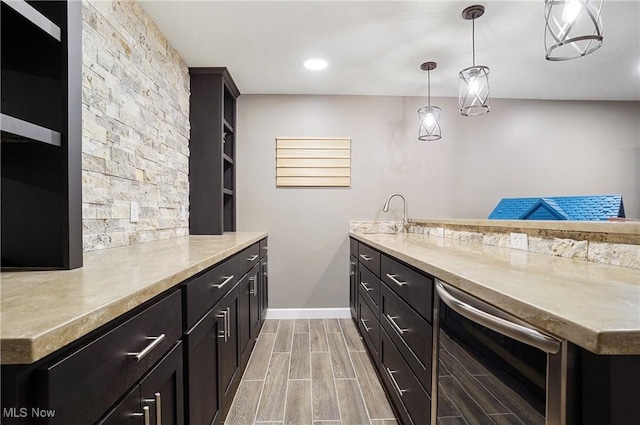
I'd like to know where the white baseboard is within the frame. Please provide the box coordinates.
[265,308,351,320]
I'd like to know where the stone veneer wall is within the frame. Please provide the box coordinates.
[81,0,190,251]
[349,221,640,269]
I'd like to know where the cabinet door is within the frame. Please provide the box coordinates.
[260,254,269,322]
[249,263,261,340]
[184,307,222,425]
[238,273,251,362]
[97,387,141,425]
[140,342,184,425]
[219,287,240,412]
[350,254,358,320]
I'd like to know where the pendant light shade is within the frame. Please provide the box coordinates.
[418,61,441,141]
[459,5,490,116]
[544,0,603,61]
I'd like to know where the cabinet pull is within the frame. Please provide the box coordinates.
[262,246,268,252]
[127,334,165,361]
[386,315,408,335]
[225,307,231,339]
[155,392,162,425]
[359,254,372,261]
[262,261,268,277]
[250,276,257,296]
[350,261,356,276]
[217,310,228,342]
[132,405,151,425]
[385,368,407,397]
[247,254,259,262]
[386,273,407,287]
[360,281,373,292]
[142,393,162,425]
[360,318,371,332]
[213,275,234,289]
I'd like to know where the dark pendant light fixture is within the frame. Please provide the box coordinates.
[544,0,603,61]
[418,61,442,141]
[459,5,490,116]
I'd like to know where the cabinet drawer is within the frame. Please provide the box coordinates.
[358,243,381,276]
[381,284,432,391]
[183,259,237,330]
[380,328,430,425]
[40,290,182,425]
[381,255,433,322]
[359,265,380,312]
[358,294,379,356]
[259,238,268,259]
[350,237,358,257]
[237,242,260,277]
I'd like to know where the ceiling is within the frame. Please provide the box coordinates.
[139,1,640,101]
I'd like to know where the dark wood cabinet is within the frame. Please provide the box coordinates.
[1,238,268,425]
[189,68,240,235]
[218,281,241,415]
[348,237,433,425]
[1,0,82,270]
[183,305,223,425]
[98,341,184,425]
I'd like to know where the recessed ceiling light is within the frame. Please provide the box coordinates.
[304,58,328,71]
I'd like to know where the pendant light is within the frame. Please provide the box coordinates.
[418,61,441,141]
[544,0,603,61]
[459,5,490,116]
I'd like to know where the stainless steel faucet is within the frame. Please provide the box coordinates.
[382,193,408,226]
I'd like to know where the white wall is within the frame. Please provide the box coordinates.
[236,95,639,308]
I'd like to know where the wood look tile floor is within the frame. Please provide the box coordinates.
[224,319,398,425]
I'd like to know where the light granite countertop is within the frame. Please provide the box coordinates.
[350,231,640,355]
[1,232,267,365]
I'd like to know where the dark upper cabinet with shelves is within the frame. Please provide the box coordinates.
[189,67,239,235]
[1,0,82,270]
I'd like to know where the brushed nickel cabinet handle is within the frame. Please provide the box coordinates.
[359,254,372,261]
[386,368,407,397]
[350,261,356,276]
[225,307,231,339]
[386,315,408,335]
[360,282,373,292]
[250,276,257,296]
[247,254,259,262]
[128,334,165,361]
[132,405,150,425]
[213,275,234,289]
[386,273,407,287]
[360,318,371,332]
[217,310,228,342]
[155,392,161,425]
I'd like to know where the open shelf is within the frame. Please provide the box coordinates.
[1,0,61,41]
[1,113,62,146]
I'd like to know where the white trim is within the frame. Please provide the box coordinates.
[265,308,351,320]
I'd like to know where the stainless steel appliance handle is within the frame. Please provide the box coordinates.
[435,280,561,354]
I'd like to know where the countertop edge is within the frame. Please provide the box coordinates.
[1,232,268,365]
[349,231,639,355]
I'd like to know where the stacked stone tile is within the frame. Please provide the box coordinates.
[81,0,190,251]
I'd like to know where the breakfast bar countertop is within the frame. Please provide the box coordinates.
[1,232,268,365]
[350,231,640,355]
